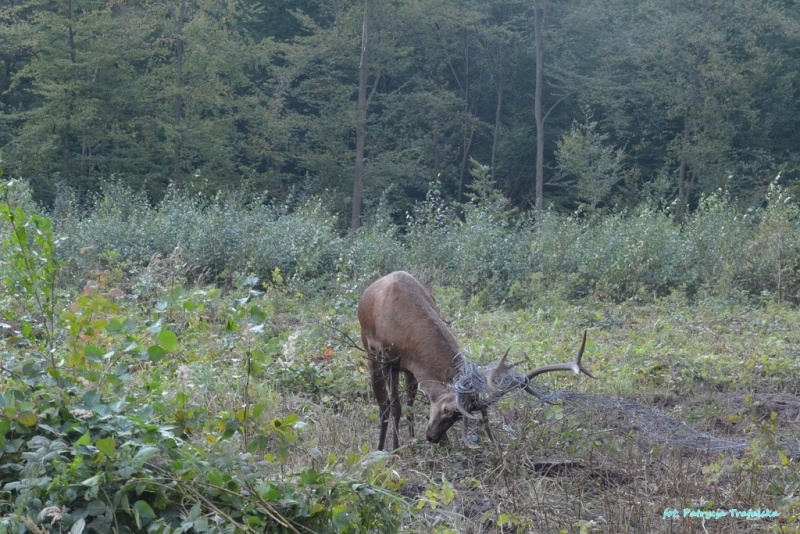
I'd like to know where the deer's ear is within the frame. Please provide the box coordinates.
[418,381,434,398]
[418,381,446,400]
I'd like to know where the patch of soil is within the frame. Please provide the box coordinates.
[524,459,632,487]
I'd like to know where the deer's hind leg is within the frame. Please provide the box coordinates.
[367,344,394,451]
[371,371,391,451]
[404,371,418,438]
[387,365,402,450]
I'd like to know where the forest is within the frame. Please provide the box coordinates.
[2,0,800,224]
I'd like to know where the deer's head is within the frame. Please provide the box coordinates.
[419,382,478,443]
[422,331,595,443]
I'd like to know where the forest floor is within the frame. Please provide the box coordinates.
[247,288,800,533]
[5,270,799,533]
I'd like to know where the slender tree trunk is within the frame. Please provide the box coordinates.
[458,29,472,202]
[172,0,187,188]
[432,122,441,182]
[676,112,690,221]
[675,43,703,222]
[491,43,504,186]
[430,69,441,181]
[62,123,71,183]
[351,0,371,230]
[61,0,77,185]
[458,120,475,202]
[533,1,545,212]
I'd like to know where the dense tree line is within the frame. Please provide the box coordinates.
[1,0,799,221]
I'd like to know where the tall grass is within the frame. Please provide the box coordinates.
[47,179,800,305]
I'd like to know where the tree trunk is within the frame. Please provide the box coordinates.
[675,42,704,222]
[491,43,504,186]
[351,0,371,230]
[432,121,441,182]
[676,112,691,221]
[533,2,545,212]
[458,29,473,202]
[172,0,187,188]
[458,119,475,201]
[61,0,77,185]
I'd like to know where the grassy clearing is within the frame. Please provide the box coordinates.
[2,263,799,532]
[293,290,800,533]
[1,176,799,532]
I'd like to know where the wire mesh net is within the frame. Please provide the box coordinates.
[452,354,800,457]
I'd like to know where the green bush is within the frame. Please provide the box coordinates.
[0,185,405,533]
[580,208,689,299]
[41,172,800,306]
[340,202,407,285]
[0,377,404,534]
[54,185,343,290]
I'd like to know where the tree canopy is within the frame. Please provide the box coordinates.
[1,0,798,218]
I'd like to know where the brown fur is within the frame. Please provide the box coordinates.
[358,271,595,451]
[358,271,465,450]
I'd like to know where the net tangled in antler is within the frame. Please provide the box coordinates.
[450,354,800,457]
[452,355,528,411]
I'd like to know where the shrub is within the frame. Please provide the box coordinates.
[38,170,800,306]
[54,185,343,290]
[580,208,689,299]
[0,184,405,533]
[683,191,756,298]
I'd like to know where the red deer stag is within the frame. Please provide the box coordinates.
[358,271,595,450]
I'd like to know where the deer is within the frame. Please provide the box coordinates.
[358,271,595,451]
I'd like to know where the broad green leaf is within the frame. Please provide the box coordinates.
[133,446,160,466]
[175,391,189,406]
[159,330,178,352]
[133,500,156,528]
[208,470,225,486]
[147,345,168,362]
[76,432,91,446]
[83,391,102,407]
[84,344,106,361]
[96,436,116,457]
[248,305,266,323]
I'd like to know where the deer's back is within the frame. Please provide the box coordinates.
[358,271,459,381]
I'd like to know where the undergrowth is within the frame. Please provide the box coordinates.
[0,178,404,533]
[1,170,799,533]
[48,170,800,307]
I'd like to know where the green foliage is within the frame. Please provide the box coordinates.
[0,179,63,370]
[56,185,341,290]
[0,185,405,533]
[46,172,800,305]
[340,198,406,283]
[747,178,800,302]
[556,115,629,212]
[2,163,799,533]
[403,163,531,304]
[0,378,404,533]
[578,208,688,299]
[3,0,798,215]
